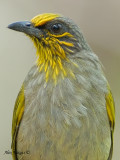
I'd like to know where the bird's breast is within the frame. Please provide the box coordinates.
[17,65,111,160]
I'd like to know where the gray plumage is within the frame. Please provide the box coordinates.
[8,14,113,160]
[17,50,111,159]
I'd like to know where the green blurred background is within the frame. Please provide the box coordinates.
[0,0,119,159]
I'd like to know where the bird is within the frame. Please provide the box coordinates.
[8,13,115,160]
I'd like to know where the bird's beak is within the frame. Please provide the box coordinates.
[8,21,43,38]
[8,21,32,33]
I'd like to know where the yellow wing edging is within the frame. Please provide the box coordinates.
[106,85,115,131]
[11,84,25,160]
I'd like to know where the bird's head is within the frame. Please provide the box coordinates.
[8,13,90,83]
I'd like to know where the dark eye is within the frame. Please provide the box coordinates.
[51,23,62,33]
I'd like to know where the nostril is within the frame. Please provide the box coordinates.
[26,22,31,27]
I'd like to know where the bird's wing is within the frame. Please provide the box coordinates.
[11,84,25,160]
[106,85,115,159]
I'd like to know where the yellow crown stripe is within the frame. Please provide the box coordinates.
[31,13,60,27]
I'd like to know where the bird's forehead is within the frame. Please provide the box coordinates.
[31,13,60,27]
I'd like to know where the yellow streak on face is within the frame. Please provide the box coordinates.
[47,32,75,54]
[49,32,74,38]
[30,35,77,84]
[29,11,77,83]
[31,13,60,27]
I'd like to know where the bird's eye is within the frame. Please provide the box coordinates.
[51,23,62,33]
